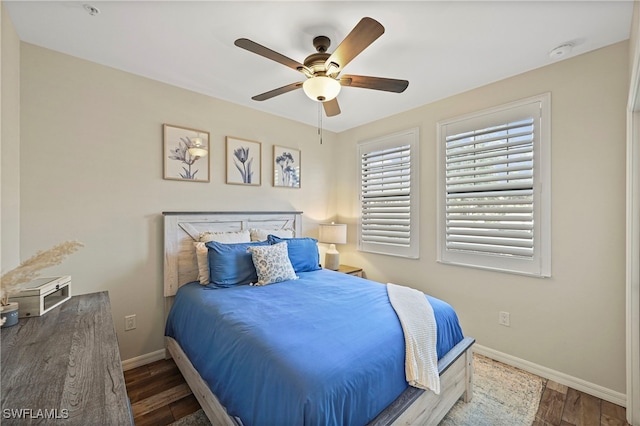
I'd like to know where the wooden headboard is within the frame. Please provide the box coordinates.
[163,211,303,297]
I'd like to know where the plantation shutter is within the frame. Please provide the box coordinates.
[438,94,550,276]
[445,118,535,258]
[358,128,419,258]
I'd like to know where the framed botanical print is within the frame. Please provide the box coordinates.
[226,136,261,186]
[273,145,300,188]
[163,124,210,182]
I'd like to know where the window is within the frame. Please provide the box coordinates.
[358,128,419,258]
[437,94,551,276]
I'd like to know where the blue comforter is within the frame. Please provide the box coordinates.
[165,269,464,426]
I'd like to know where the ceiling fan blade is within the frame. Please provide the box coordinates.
[252,82,303,101]
[340,74,409,93]
[235,38,306,73]
[323,98,341,117]
[324,17,384,73]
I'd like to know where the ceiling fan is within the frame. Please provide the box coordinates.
[234,17,409,117]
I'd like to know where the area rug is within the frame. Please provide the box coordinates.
[170,408,210,426]
[440,353,545,425]
[170,354,544,426]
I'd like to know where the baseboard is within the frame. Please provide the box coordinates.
[122,349,166,371]
[473,344,627,407]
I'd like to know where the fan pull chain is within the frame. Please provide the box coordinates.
[318,103,323,144]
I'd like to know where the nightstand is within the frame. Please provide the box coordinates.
[337,264,363,278]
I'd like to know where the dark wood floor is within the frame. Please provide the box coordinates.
[533,380,629,426]
[125,358,629,426]
[124,358,200,426]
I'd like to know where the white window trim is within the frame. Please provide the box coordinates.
[437,93,551,277]
[357,127,420,259]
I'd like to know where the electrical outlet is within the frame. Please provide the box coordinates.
[125,314,136,331]
[499,311,510,327]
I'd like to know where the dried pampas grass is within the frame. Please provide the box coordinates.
[0,241,84,306]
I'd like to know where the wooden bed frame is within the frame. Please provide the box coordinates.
[163,211,475,426]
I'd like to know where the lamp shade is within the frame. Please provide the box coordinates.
[303,76,341,102]
[318,223,347,245]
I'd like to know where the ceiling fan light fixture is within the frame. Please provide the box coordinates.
[303,76,341,102]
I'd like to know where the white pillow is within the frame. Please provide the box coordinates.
[249,228,294,242]
[199,230,250,243]
[194,242,210,285]
[194,230,251,285]
[247,242,298,286]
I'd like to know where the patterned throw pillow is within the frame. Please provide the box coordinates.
[247,242,298,286]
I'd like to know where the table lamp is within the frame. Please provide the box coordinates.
[318,223,347,270]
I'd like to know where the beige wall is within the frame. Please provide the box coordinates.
[1,1,20,270]
[19,43,338,360]
[336,41,629,394]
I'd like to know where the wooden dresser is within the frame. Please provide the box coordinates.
[1,291,132,425]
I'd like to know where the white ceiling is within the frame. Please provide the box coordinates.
[5,1,634,132]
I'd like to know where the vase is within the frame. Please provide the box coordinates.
[1,302,19,328]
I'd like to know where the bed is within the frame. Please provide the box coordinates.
[163,211,474,426]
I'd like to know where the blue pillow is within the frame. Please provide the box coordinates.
[206,240,269,287]
[267,235,321,273]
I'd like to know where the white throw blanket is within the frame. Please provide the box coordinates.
[386,283,440,394]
